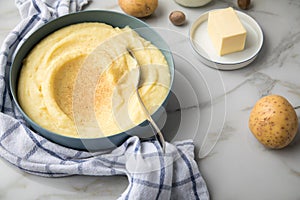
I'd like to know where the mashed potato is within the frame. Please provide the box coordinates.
[18,23,170,138]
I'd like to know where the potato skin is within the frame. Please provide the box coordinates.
[118,0,158,18]
[249,95,298,149]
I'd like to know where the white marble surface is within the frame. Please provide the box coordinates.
[1,0,300,199]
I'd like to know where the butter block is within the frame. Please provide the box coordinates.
[207,7,247,56]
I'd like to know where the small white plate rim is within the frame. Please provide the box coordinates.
[189,9,264,70]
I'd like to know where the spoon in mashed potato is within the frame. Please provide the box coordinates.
[127,48,166,152]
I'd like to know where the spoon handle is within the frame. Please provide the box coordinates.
[127,48,166,153]
[136,88,166,152]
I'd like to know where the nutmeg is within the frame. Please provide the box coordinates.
[169,11,186,26]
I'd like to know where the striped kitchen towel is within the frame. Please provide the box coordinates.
[0,0,209,199]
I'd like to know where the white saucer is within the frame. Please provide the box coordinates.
[190,9,264,70]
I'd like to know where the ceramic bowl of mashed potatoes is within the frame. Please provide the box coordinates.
[10,10,174,151]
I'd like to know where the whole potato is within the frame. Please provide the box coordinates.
[118,0,158,18]
[249,95,298,149]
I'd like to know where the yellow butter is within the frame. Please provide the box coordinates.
[207,7,247,56]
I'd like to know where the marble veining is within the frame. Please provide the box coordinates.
[264,32,300,69]
[288,0,300,7]
[1,1,300,200]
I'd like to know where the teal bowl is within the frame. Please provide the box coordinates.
[9,10,174,151]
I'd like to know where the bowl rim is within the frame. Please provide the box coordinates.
[9,10,175,143]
